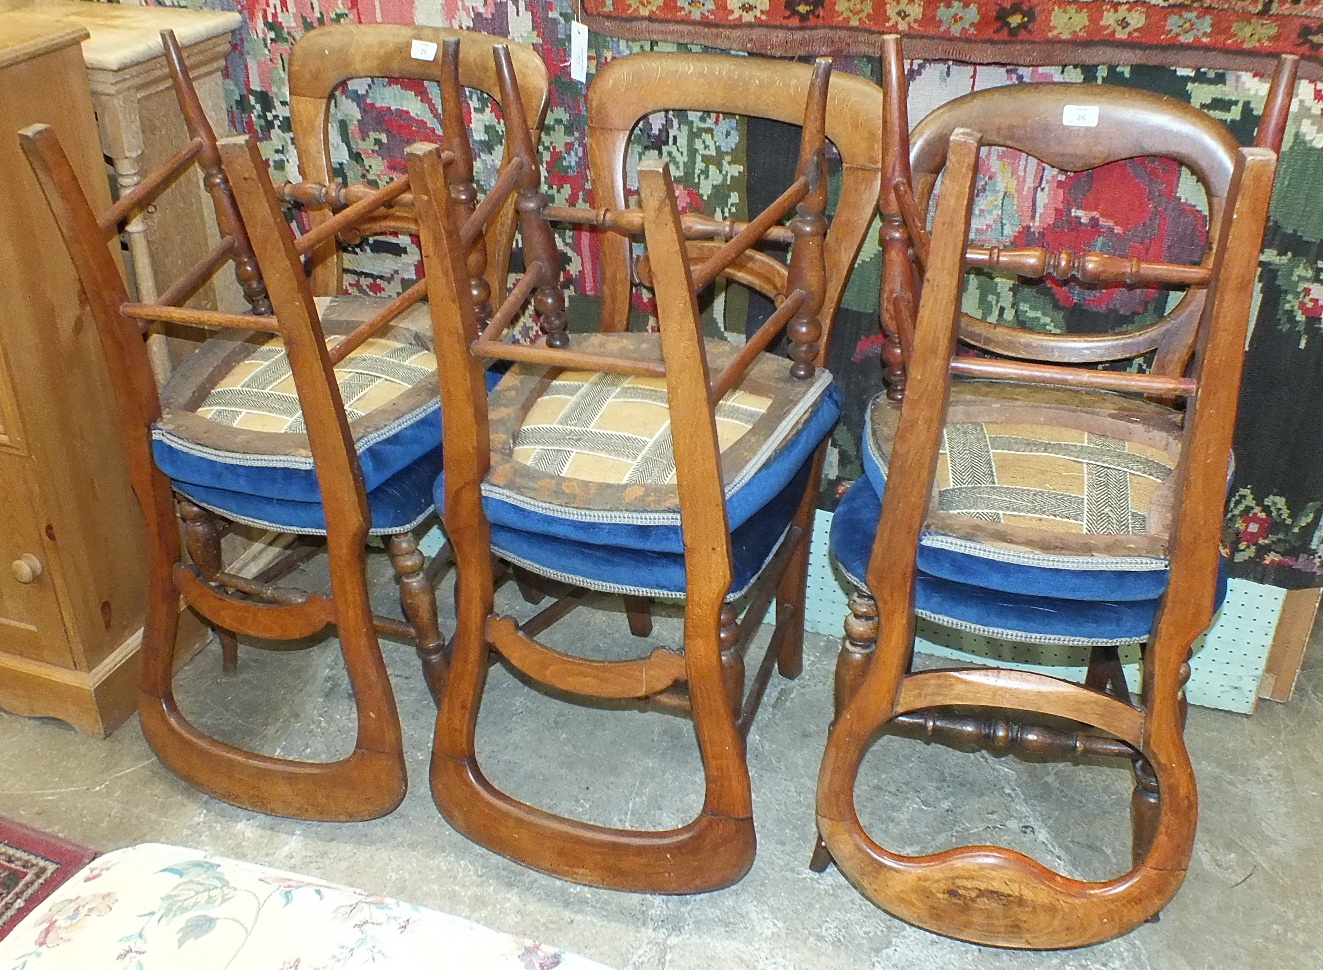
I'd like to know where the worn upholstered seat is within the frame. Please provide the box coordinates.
[832,383,1211,644]
[153,305,441,535]
[480,333,838,598]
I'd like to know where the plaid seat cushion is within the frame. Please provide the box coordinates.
[935,421,1175,536]
[151,300,443,535]
[196,332,436,433]
[452,331,841,599]
[860,382,1187,606]
[512,371,772,485]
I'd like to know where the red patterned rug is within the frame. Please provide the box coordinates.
[583,0,1323,77]
[0,818,95,941]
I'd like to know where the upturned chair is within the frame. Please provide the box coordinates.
[419,51,840,893]
[19,33,464,821]
[583,51,884,638]
[815,79,1279,944]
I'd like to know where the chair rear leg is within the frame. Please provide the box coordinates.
[622,595,654,637]
[512,565,548,605]
[774,526,811,679]
[389,531,447,703]
[775,448,827,679]
[179,499,239,673]
[719,604,745,719]
[811,587,879,872]
[1085,643,1131,702]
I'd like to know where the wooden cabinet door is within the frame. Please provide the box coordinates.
[0,451,74,668]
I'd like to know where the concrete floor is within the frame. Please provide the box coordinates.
[0,550,1320,970]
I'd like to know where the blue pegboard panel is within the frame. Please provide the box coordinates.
[419,524,446,558]
[803,511,1287,714]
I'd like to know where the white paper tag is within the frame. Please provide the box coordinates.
[570,21,588,84]
[1062,104,1099,127]
[410,39,439,62]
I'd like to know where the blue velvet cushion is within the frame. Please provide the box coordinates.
[833,466,1227,647]
[442,336,842,600]
[833,476,1149,644]
[861,388,1183,603]
[172,447,442,536]
[149,317,496,536]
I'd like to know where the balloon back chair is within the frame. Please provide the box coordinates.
[816,81,1279,944]
[872,36,1298,399]
[20,34,464,821]
[419,52,841,893]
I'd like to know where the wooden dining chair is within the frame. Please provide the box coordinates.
[19,37,463,820]
[418,50,840,893]
[815,80,1279,945]
[288,23,549,307]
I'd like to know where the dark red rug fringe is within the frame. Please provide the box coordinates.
[0,816,97,941]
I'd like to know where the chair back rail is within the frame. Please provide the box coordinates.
[288,24,549,301]
[1145,146,1278,732]
[589,52,881,355]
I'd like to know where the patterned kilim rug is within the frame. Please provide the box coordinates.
[0,818,95,941]
[582,0,1323,77]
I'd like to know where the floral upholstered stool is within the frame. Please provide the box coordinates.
[0,843,616,969]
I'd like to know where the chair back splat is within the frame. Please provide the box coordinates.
[420,51,842,894]
[816,38,1283,947]
[19,28,477,822]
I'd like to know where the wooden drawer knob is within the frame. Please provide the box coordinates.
[11,554,42,584]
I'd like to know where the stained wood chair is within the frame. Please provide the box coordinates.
[19,36,462,821]
[418,51,840,893]
[288,23,549,306]
[815,80,1280,944]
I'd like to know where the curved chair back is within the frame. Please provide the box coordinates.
[289,23,549,299]
[908,84,1239,373]
[876,38,1299,394]
[588,52,883,354]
